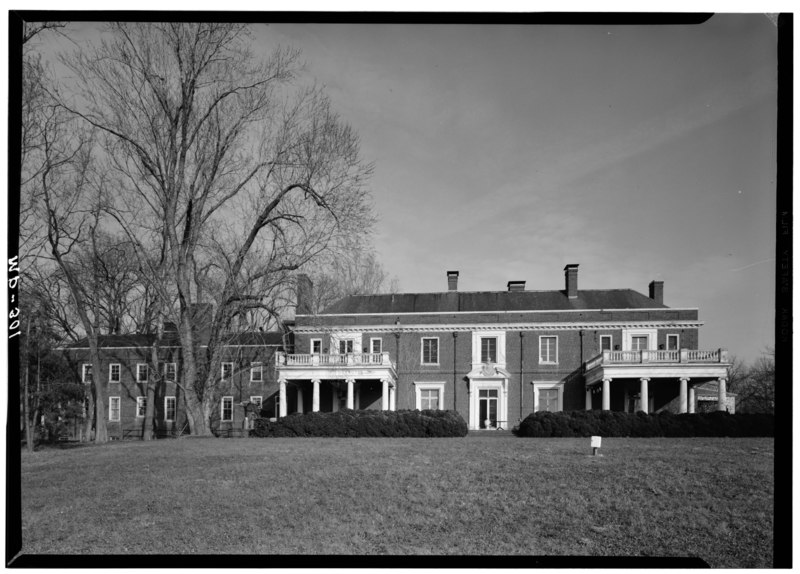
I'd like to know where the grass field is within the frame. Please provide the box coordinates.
[19,435,773,566]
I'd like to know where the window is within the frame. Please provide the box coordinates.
[667,334,680,351]
[539,336,558,364]
[109,397,120,421]
[82,364,93,384]
[164,363,177,382]
[600,335,612,352]
[221,362,233,381]
[109,364,121,383]
[136,363,148,382]
[631,336,649,351]
[370,338,383,354]
[221,396,233,422]
[136,397,147,418]
[480,337,497,363]
[533,382,565,413]
[250,362,263,382]
[165,396,176,421]
[250,396,263,410]
[414,382,445,411]
[338,339,354,354]
[421,337,439,365]
[311,339,322,354]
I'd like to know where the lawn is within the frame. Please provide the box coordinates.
[19,436,773,566]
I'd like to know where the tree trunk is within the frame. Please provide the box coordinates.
[90,348,108,443]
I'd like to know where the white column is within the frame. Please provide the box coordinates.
[346,378,354,410]
[602,378,611,411]
[585,387,592,411]
[381,378,389,410]
[688,386,696,413]
[279,379,287,418]
[389,384,396,411]
[296,386,304,414]
[312,379,320,412]
[640,378,649,414]
[717,378,727,411]
[679,378,689,414]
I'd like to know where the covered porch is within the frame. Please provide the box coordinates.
[275,352,397,417]
[583,349,731,414]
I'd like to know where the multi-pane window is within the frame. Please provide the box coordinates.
[136,363,148,382]
[631,336,649,351]
[420,389,440,410]
[250,396,263,410]
[109,397,120,421]
[338,340,354,354]
[109,364,121,383]
[371,338,383,354]
[667,334,679,351]
[165,396,176,421]
[136,397,147,418]
[539,336,558,364]
[250,363,263,382]
[221,396,233,422]
[311,339,322,354]
[600,335,612,352]
[82,364,93,384]
[421,338,439,365]
[221,362,233,381]
[538,389,559,412]
[480,337,497,363]
[164,363,177,382]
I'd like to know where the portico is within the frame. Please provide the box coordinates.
[275,351,397,416]
[584,349,731,413]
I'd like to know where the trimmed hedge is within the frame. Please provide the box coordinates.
[250,408,469,438]
[514,410,774,438]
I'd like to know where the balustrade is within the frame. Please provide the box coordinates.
[585,348,726,368]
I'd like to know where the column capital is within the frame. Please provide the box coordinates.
[639,377,651,382]
[278,378,287,385]
[679,376,691,382]
[311,378,321,384]
[602,377,613,383]
[345,378,356,384]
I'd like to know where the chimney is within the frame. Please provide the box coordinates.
[447,270,459,291]
[507,280,526,292]
[649,280,664,305]
[564,264,579,299]
[296,274,313,315]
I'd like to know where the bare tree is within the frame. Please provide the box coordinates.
[58,23,374,436]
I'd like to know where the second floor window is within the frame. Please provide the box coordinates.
[82,364,93,384]
[164,363,177,382]
[422,338,439,365]
[338,340,354,354]
[311,339,322,354]
[136,397,147,418]
[539,336,558,364]
[136,364,148,382]
[667,334,679,351]
[371,338,383,354]
[600,335,612,352]
[221,362,233,381]
[631,336,649,351]
[109,364,121,383]
[251,363,263,382]
[480,337,497,363]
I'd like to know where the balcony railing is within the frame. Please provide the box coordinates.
[584,348,729,371]
[278,352,393,367]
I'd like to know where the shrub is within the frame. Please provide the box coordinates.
[515,410,774,438]
[251,408,468,438]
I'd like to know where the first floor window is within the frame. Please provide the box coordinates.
[539,336,558,364]
[109,397,120,421]
[667,334,679,351]
[165,396,176,421]
[250,362,263,382]
[533,382,564,413]
[632,336,649,351]
[221,396,233,421]
[250,396,263,410]
[164,362,177,382]
[82,364,93,384]
[480,337,497,363]
[136,397,147,418]
[420,389,440,410]
[421,338,439,364]
[371,338,383,354]
[136,363,148,382]
[600,335,612,352]
[311,339,322,354]
[221,362,234,381]
[109,363,121,383]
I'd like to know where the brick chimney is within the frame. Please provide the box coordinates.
[649,280,664,305]
[296,274,313,315]
[447,270,459,291]
[564,264,579,299]
[507,280,525,292]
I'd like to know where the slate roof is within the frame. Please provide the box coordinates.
[64,330,285,349]
[318,289,667,315]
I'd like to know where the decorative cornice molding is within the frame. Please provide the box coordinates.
[297,307,699,318]
[292,320,704,335]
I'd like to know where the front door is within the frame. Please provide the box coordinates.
[478,389,499,429]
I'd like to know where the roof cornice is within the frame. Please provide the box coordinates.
[292,320,704,334]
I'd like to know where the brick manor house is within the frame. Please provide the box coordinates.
[66,264,733,436]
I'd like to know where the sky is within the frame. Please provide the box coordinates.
[247,16,778,364]
[20,14,779,365]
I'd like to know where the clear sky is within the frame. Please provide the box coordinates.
[250,16,778,365]
[27,15,779,365]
